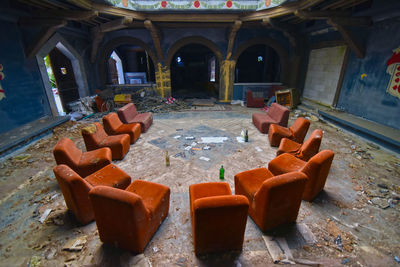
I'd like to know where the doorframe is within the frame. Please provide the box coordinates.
[36,33,90,116]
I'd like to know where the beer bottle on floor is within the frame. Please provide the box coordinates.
[219,165,225,180]
[166,151,170,167]
[245,130,249,142]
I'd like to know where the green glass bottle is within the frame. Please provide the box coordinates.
[219,165,225,180]
[165,151,170,167]
[245,130,249,142]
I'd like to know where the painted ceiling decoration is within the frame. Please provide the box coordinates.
[104,0,287,11]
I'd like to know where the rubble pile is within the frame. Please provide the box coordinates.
[132,96,191,113]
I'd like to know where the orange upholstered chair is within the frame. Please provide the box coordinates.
[268,117,310,147]
[89,180,170,253]
[246,90,264,108]
[117,103,153,133]
[268,150,335,201]
[252,103,290,134]
[235,168,308,232]
[53,137,112,177]
[81,122,130,160]
[189,182,249,255]
[103,112,141,144]
[53,164,131,224]
[277,129,323,161]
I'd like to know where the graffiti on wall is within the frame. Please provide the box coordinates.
[106,0,285,10]
[386,45,400,100]
[0,64,5,101]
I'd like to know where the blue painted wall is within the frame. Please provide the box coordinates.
[337,20,400,129]
[0,20,51,134]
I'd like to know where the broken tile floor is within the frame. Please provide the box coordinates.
[0,106,399,266]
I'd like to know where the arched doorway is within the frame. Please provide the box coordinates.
[106,45,155,85]
[235,44,281,83]
[170,44,219,99]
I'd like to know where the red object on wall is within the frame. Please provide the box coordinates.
[161,1,167,8]
[194,0,200,8]
[226,0,232,8]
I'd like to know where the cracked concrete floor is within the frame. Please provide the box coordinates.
[0,106,399,266]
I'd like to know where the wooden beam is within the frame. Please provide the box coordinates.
[34,10,98,21]
[226,20,242,60]
[65,0,92,10]
[19,18,67,27]
[146,13,240,23]
[327,18,365,58]
[262,18,298,52]
[99,17,133,33]
[329,16,372,27]
[90,27,104,63]
[144,20,163,60]
[92,3,146,20]
[295,10,351,19]
[25,21,67,58]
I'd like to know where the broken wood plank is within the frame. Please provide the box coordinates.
[262,235,296,264]
[99,17,133,33]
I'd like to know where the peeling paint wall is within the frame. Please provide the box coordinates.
[337,20,400,129]
[0,19,50,134]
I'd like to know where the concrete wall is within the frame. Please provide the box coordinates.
[336,20,400,129]
[0,19,51,134]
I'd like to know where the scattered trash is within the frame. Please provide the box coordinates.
[341,258,350,264]
[394,256,400,263]
[189,150,195,155]
[174,135,181,139]
[192,147,201,151]
[45,248,57,260]
[185,136,195,140]
[184,146,192,151]
[199,156,210,161]
[63,236,87,252]
[370,197,390,209]
[191,142,197,146]
[203,146,211,150]
[293,259,322,266]
[199,137,228,143]
[39,208,52,223]
[262,235,295,264]
[335,235,343,251]
[236,137,245,143]
[14,154,31,161]
[255,146,262,152]
[28,256,42,267]
[165,96,177,104]
[176,257,187,267]
[231,100,244,106]
[153,246,159,253]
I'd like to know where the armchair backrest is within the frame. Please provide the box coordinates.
[247,90,255,101]
[254,171,308,230]
[53,138,82,168]
[299,129,323,161]
[301,150,334,201]
[289,117,310,143]
[53,164,94,224]
[118,103,138,123]
[89,186,150,252]
[267,103,290,126]
[103,112,123,134]
[81,123,107,150]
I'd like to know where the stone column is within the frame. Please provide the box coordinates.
[219,60,235,103]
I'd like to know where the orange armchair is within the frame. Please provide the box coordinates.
[235,168,308,232]
[268,150,334,201]
[89,180,170,253]
[189,182,249,255]
[252,103,290,134]
[81,122,130,160]
[53,137,112,177]
[53,164,131,224]
[103,112,141,144]
[246,90,264,108]
[117,103,153,133]
[277,129,323,161]
[268,117,310,147]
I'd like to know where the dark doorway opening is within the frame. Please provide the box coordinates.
[235,44,281,83]
[170,44,219,99]
[106,45,155,85]
[47,47,79,113]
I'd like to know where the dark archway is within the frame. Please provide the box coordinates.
[170,44,219,99]
[235,44,281,83]
[98,37,157,86]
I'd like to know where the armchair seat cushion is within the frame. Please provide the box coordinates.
[277,138,302,156]
[103,112,141,144]
[234,168,274,201]
[118,103,153,133]
[85,164,131,189]
[268,153,307,175]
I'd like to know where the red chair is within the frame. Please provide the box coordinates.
[89,180,170,253]
[189,182,249,255]
[268,117,310,147]
[268,150,335,201]
[81,123,130,160]
[277,129,323,161]
[252,103,290,134]
[53,164,131,224]
[235,168,308,232]
[53,137,112,177]
[117,103,153,133]
[246,90,264,108]
[103,112,141,144]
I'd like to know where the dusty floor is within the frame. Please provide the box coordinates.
[0,105,399,267]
